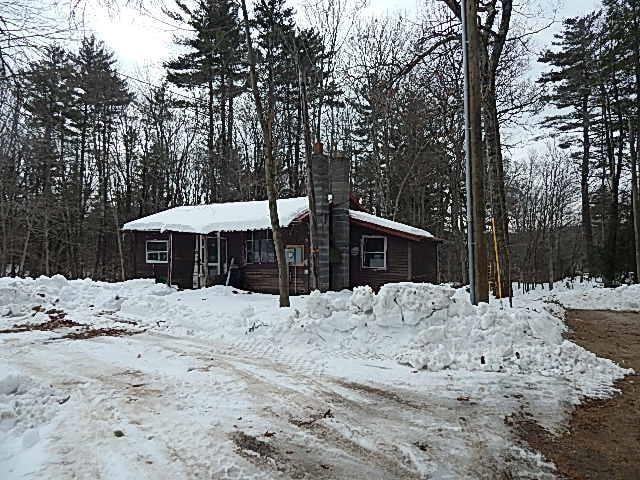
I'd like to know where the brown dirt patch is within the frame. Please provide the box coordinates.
[0,311,140,340]
[61,327,140,340]
[520,309,640,479]
[231,431,278,459]
[0,317,84,333]
[333,379,428,409]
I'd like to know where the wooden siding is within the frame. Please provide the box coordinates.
[411,239,439,283]
[129,231,195,290]
[131,231,168,283]
[127,217,437,293]
[241,264,308,294]
[229,223,310,294]
[349,224,438,290]
[349,224,409,290]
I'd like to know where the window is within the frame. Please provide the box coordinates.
[361,235,387,270]
[246,231,275,264]
[146,240,168,263]
[207,237,218,265]
[285,245,304,266]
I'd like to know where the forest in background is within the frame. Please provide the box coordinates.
[0,0,639,289]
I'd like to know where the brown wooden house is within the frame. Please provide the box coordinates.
[122,150,440,294]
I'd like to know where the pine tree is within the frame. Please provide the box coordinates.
[539,13,602,276]
[73,36,132,277]
[603,0,640,282]
[23,45,78,275]
[165,0,246,201]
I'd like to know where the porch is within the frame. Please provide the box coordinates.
[130,225,311,295]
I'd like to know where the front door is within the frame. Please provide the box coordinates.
[207,235,228,281]
[286,245,305,294]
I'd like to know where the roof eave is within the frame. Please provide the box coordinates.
[349,217,435,242]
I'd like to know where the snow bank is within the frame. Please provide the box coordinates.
[550,284,640,311]
[242,283,631,397]
[0,275,173,319]
[0,276,174,339]
[0,275,631,400]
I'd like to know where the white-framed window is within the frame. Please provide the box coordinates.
[246,230,275,264]
[285,245,304,266]
[146,240,168,263]
[361,235,387,270]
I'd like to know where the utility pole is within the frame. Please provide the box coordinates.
[461,0,489,304]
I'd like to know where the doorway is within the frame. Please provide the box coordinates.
[206,235,228,280]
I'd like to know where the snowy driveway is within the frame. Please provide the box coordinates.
[3,325,562,479]
[1,276,635,479]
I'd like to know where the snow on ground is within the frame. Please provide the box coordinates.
[551,283,640,311]
[511,278,640,312]
[0,275,634,479]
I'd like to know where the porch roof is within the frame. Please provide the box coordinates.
[122,196,435,240]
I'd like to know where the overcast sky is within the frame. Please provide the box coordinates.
[73,0,602,158]
[79,0,601,78]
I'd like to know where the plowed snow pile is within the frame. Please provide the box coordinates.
[252,283,631,396]
[551,284,640,311]
[0,275,173,318]
[0,276,631,398]
[0,275,173,334]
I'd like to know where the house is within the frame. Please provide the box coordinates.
[122,146,440,294]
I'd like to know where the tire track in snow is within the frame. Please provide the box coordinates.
[133,332,552,478]
[3,327,558,480]
[1,337,276,479]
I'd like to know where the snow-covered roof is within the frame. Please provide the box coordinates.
[349,210,434,239]
[122,197,309,234]
[123,196,434,239]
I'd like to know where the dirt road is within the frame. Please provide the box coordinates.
[521,309,640,479]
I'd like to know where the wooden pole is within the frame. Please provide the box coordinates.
[461,0,489,304]
[492,217,502,299]
[168,233,173,287]
[217,231,221,276]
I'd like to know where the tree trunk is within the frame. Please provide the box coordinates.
[20,220,31,275]
[601,82,623,285]
[631,119,640,283]
[240,0,290,307]
[580,95,594,275]
[483,76,511,298]
[207,72,216,202]
[113,193,126,281]
[299,64,318,291]
[547,229,554,290]
[228,94,236,194]
[220,71,227,199]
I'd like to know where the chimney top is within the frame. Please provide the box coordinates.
[313,142,323,154]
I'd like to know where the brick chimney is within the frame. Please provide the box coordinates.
[330,151,350,290]
[311,142,330,292]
